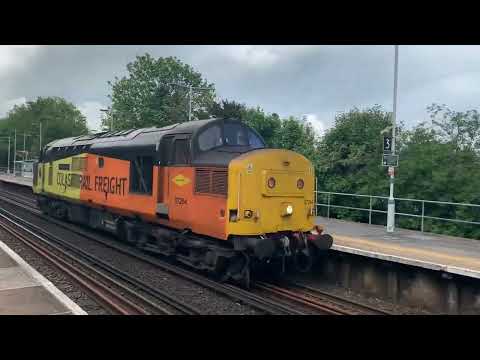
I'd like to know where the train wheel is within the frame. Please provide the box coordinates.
[116,220,128,242]
[222,252,251,288]
[293,246,314,273]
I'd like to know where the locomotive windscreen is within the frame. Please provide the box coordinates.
[197,122,265,152]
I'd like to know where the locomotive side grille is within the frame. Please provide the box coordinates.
[195,168,211,194]
[195,167,228,196]
[211,169,228,195]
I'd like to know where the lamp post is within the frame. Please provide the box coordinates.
[387,45,399,233]
[39,120,42,152]
[170,83,212,121]
[13,129,16,176]
[22,133,33,160]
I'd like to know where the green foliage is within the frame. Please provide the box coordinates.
[316,104,480,239]
[105,54,216,130]
[273,116,318,161]
[0,97,88,169]
[395,119,480,239]
[427,103,480,151]
[316,106,394,196]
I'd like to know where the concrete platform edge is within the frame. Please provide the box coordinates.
[0,240,87,315]
[332,244,480,280]
[0,176,33,188]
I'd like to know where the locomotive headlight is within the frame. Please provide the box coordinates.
[297,178,304,189]
[286,205,293,215]
[267,177,276,189]
[281,203,293,217]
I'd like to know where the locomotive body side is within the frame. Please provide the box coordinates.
[33,118,332,286]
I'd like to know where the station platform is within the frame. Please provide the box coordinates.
[0,239,86,315]
[317,217,480,279]
[0,174,33,188]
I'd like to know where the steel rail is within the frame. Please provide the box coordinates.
[0,206,200,315]
[0,214,151,315]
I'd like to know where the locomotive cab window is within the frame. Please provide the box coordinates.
[198,125,222,151]
[130,156,153,194]
[248,129,265,149]
[224,122,248,146]
[197,122,265,153]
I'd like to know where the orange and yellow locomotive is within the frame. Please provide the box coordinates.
[33,118,332,286]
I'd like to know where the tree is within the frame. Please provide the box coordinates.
[104,54,216,130]
[273,116,318,161]
[315,103,480,238]
[427,103,480,151]
[317,105,394,195]
[0,97,88,168]
[209,99,246,120]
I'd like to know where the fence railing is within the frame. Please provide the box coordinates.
[315,190,480,232]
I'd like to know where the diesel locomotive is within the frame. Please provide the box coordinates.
[32,118,333,286]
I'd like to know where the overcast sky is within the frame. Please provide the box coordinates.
[1,45,480,135]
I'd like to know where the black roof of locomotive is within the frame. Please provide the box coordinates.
[41,118,263,164]
[45,118,221,149]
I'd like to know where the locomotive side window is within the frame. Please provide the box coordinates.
[130,156,153,194]
[72,157,87,171]
[198,125,222,151]
[173,139,190,165]
[48,162,53,186]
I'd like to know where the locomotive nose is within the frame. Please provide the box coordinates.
[227,149,316,236]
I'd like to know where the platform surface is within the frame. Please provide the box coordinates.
[316,217,480,279]
[0,238,86,315]
[0,174,33,188]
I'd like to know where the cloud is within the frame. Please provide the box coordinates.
[220,45,318,67]
[0,46,41,77]
[1,45,480,136]
[302,114,326,137]
[77,101,106,131]
[0,97,27,118]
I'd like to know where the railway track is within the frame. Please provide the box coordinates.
[0,186,391,315]
[0,206,201,315]
[0,189,303,315]
[255,281,392,315]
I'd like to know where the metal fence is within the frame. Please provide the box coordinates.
[315,189,480,232]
